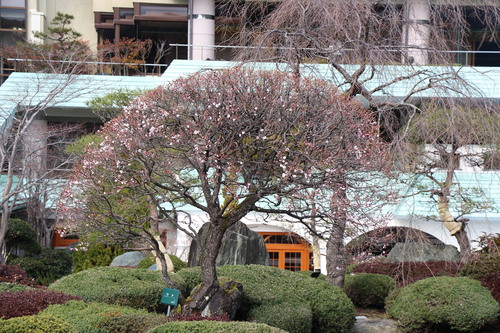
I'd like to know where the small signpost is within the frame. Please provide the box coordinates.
[161,288,180,317]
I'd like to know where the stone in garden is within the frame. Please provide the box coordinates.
[191,277,243,319]
[188,221,268,267]
[110,251,146,267]
[386,242,460,262]
[349,317,400,333]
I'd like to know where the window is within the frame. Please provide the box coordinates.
[0,0,25,7]
[259,232,312,271]
[0,8,25,30]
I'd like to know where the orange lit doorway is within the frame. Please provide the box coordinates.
[258,232,312,271]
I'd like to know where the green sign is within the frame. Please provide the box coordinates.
[161,288,180,306]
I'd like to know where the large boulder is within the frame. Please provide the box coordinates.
[188,222,268,267]
[386,242,460,262]
[109,251,146,267]
[191,277,244,319]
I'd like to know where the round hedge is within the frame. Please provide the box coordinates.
[387,276,500,332]
[344,273,396,308]
[40,300,153,333]
[147,321,287,333]
[48,267,185,312]
[247,301,313,333]
[176,265,355,333]
[0,314,75,333]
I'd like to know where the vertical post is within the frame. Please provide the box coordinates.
[189,0,215,60]
[403,0,431,65]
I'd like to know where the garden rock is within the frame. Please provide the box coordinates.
[349,316,400,333]
[110,251,146,267]
[196,277,243,319]
[188,222,268,267]
[386,242,460,262]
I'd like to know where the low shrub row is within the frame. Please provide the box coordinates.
[0,290,81,319]
[0,282,33,292]
[148,321,287,333]
[0,265,35,286]
[72,243,126,273]
[0,314,75,333]
[176,265,355,333]
[48,267,185,312]
[344,273,396,308]
[8,249,73,285]
[40,300,166,333]
[351,260,461,286]
[387,276,499,332]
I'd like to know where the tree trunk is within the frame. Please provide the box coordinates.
[325,214,347,287]
[184,222,226,313]
[454,223,472,264]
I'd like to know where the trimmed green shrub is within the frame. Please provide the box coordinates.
[72,243,125,273]
[294,270,326,280]
[0,290,81,319]
[344,273,396,308]
[147,321,287,333]
[176,265,355,333]
[97,313,168,333]
[9,248,73,285]
[41,300,151,333]
[0,282,33,292]
[48,267,185,312]
[387,276,500,332]
[247,302,312,333]
[0,314,75,333]
[5,218,41,256]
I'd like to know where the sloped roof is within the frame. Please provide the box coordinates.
[163,60,500,100]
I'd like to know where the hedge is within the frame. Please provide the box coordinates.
[0,314,75,333]
[40,300,154,333]
[72,243,125,273]
[147,321,287,333]
[0,282,33,292]
[9,248,73,285]
[344,273,396,308]
[176,265,355,333]
[387,276,499,332]
[0,290,81,319]
[48,266,184,312]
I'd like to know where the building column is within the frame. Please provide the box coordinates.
[189,0,215,60]
[24,119,48,178]
[403,0,431,65]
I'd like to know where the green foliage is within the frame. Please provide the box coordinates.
[33,12,82,45]
[387,276,500,332]
[344,273,396,308]
[48,267,184,312]
[147,321,287,333]
[137,256,155,269]
[460,252,500,280]
[97,313,168,333]
[461,234,500,280]
[0,314,76,333]
[294,270,326,280]
[65,134,102,156]
[0,282,33,292]
[87,89,144,120]
[169,255,188,272]
[41,300,150,333]
[247,302,313,333]
[8,249,73,285]
[5,218,41,256]
[176,265,355,333]
[72,243,125,273]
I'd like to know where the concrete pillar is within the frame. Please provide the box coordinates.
[28,10,45,44]
[403,0,431,65]
[189,0,215,60]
